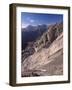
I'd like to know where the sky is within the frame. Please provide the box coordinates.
[21,12,63,28]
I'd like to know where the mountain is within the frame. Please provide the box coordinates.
[22,24,48,50]
[34,22,63,51]
[22,24,48,32]
[21,22,63,77]
[22,25,36,31]
[21,33,63,77]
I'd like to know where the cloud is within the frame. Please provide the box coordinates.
[21,23,29,28]
[26,17,35,23]
[30,19,35,23]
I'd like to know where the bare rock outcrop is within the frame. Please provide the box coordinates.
[34,22,63,52]
[21,32,63,77]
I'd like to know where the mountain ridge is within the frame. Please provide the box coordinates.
[21,22,63,77]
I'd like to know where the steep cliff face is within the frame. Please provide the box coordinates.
[21,33,63,77]
[34,22,63,52]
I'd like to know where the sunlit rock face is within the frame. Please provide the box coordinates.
[21,22,63,77]
[34,22,63,52]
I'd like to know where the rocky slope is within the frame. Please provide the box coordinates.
[21,32,63,77]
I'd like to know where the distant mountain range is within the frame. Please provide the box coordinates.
[22,24,48,32]
[22,24,48,50]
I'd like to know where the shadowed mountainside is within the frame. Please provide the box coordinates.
[21,24,63,77]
